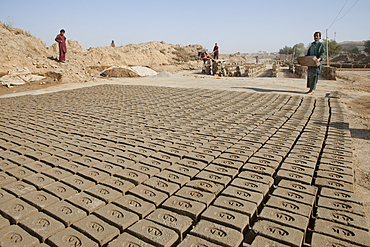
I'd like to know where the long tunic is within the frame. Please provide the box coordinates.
[306,41,325,90]
[55,34,67,61]
[213,45,219,59]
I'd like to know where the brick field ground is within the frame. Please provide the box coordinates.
[0,84,369,246]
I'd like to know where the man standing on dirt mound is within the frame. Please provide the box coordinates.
[213,43,219,60]
[55,29,67,63]
[306,31,325,95]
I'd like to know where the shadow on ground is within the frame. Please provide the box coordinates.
[231,86,303,94]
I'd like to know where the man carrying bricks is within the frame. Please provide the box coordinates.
[305,31,325,95]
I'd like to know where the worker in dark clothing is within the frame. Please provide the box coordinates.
[213,43,219,60]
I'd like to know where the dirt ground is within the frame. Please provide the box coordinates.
[1,64,370,228]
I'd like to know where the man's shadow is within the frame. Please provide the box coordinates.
[231,87,303,94]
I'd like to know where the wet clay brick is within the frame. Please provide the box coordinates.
[178,235,219,247]
[201,205,249,233]
[314,219,370,246]
[127,219,178,247]
[44,200,87,226]
[47,227,99,247]
[61,174,95,192]
[155,170,190,186]
[100,176,135,194]
[204,164,238,178]
[231,178,270,196]
[258,206,309,232]
[22,190,59,210]
[186,179,224,194]
[317,196,365,216]
[0,198,38,224]
[250,235,290,247]
[0,188,16,205]
[140,157,171,171]
[107,232,156,247]
[275,170,313,185]
[94,203,139,232]
[175,186,215,206]
[128,184,168,206]
[66,191,106,214]
[213,195,257,220]
[85,184,122,203]
[113,194,155,219]
[238,171,274,186]
[315,177,354,192]
[212,158,244,170]
[311,232,363,247]
[272,187,316,207]
[242,163,275,177]
[19,212,65,242]
[162,195,206,221]
[0,225,39,247]
[252,219,304,247]
[320,187,363,205]
[190,220,243,247]
[265,195,312,218]
[316,207,368,231]
[146,208,192,241]
[277,179,318,196]
[115,168,149,185]
[177,158,208,170]
[0,172,17,186]
[143,177,180,196]
[3,180,37,197]
[44,181,78,199]
[73,214,119,246]
[222,186,263,206]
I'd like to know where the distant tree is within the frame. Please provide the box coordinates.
[293,43,306,57]
[279,46,294,55]
[364,40,370,55]
[342,44,360,54]
[323,39,342,57]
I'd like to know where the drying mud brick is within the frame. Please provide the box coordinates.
[320,187,363,205]
[184,151,215,164]
[115,168,149,185]
[204,164,238,178]
[8,155,35,166]
[140,157,171,171]
[250,235,291,247]
[100,176,135,194]
[175,186,215,206]
[316,207,369,231]
[146,208,192,241]
[94,203,139,232]
[3,180,37,197]
[93,162,122,175]
[222,186,263,206]
[186,179,224,194]
[276,170,313,185]
[166,163,199,178]
[43,181,78,199]
[73,156,100,168]
[314,219,370,246]
[252,219,304,247]
[242,163,275,177]
[23,173,55,189]
[66,191,106,214]
[19,212,65,242]
[151,152,181,165]
[105,156,135,169]
[258,206,309,232]
[23,161,52,173]
[47,227,99,247]
[279,162,315,177]
[311,232,363,247]
[316,170,354,184]
[272,187,316,207]
[195,170,231,187]
[61,174,95,192]
[0,215,10,230]
[21,190,60,210]
[107,232,156,247]
[316,196,365,216]
[162,195,206,221]
[177,158,208,170]
[0,160,18,171]
[128,184,168,206]
[212,158,244,170]
[177,235,220,247]
[78,167,110,183]
[0,172,17,187]
[44,200,87,226]
[265,195,312,218]
[238,171,274,186]
[318,163,353,176]
[0,188,16,204]
[143,177,180,196]
[190,220,243,247]
[277,179,318,196]
[0,198,38,224]
[213,195,257,220]
[231,178,270,196]
[113,194,155,219]
[200,205,249,232]
[155,170,190,186]
[130,163,161,177]
[85,184,122,203]
[6,166,35,180]
[73,214,119,246]
[127,219,179,247]
[0,225,39,247]
[42,167,73,181]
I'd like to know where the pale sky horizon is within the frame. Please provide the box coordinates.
[1,0,369,54]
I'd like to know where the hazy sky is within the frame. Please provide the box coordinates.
[1,0,369,53]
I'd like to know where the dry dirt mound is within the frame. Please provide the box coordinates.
[331,54,370,64]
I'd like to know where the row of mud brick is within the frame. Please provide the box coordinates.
[272,63,280,78]
[202,60,266,77]
[0,85,369,247]
[288,63,336,80]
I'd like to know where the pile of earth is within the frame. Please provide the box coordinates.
[331,54,370,64]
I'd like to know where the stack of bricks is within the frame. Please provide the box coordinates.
[272,63,280,77]
[0,85,369,247]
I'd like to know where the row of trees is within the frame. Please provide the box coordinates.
[279,39,370,58]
